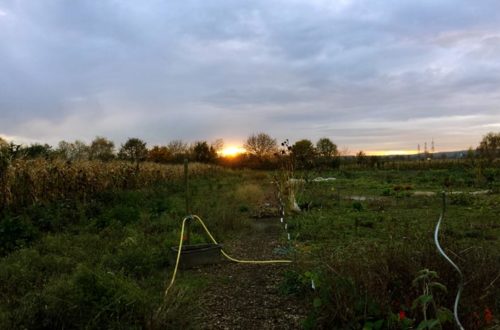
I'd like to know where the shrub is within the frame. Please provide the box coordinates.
[11,264,150,329]
[352,201,364,212]
[449,193,475,206]
[0,215,38,255]
[102,234,168,279]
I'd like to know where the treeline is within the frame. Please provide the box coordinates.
[0,131,498,170]
[0,136,215,164]
[0,133,341,170]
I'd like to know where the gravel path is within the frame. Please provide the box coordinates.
[194,217,307,329]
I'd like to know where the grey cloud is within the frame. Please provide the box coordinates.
[1,0,500,152]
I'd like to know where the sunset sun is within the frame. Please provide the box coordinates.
[219,146,246,158]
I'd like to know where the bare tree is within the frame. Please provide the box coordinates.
[339,146,350,157]
[211,138,224,154]
[166,139,188,163]
[356,150,367,165]
[167,139,188,155]
[244,133,277,158]
[57,140,90,161]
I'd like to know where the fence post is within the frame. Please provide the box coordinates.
[184,158,191,245]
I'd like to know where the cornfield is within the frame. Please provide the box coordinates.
[0,159,217,209]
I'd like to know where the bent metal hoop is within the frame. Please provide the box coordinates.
[164,214,292,296]
[434,192,464,330]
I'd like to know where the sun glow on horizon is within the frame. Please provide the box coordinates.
[366,150,417,156]
[219,146,246,157]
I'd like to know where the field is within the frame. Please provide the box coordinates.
[284,168,499,329]
[0,161,499,329]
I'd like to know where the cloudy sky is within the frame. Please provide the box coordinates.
[1,0,500,153]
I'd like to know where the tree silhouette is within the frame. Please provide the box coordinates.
[57,140,90,161]
[477,132,500,162]
[118,138,147,163]
[167,140,188,163]
[192,141,216,163]
[244,133,277,158]
[148,145,171,163]
[211,139,224,154]
[24,144,53,159]
[89,137,115,161]
[316,138,338,158]
[292,139,315,169]
[316,138,340,169]
[356,150,367,165]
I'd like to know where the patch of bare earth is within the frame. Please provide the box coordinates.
[194,217,307,329]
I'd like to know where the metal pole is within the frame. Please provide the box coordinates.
[434,192,464,330]
[184,158,191,245]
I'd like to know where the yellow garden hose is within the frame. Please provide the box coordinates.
[164,215,292,296]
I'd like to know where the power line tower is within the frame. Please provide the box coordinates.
[417,144,421,159]
[431,139,435,153]
[424,142,428,154]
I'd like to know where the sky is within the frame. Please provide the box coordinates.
[1,0,500,154]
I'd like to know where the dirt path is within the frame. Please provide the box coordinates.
[194,217,308,329]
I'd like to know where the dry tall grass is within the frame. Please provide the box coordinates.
[0,159,217,209]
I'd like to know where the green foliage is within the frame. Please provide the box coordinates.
[316,138,338,158]
[148,145,171,163]
[362,319,385,330]
[90,205,139,229]
[279,270,307,296]
[118,138,148,163]
[238,205,249,212]
[23,200,85,232]
[57,140,90,161]
[192,141,217,163]
[0,215,38,255]
[411,269,451,329]
[23,143,53,159]
[15,264,149,329]
[292,139,315,169]
[89,136,115,161]
[449,193,475,206]
[477,131,500,162]
[102,234,168,279]
[352,201,364,211]
[283,168,499,329]
[1,163,499,329]
[108,205,140,225]
[0,167,259,329]
[382,188,392,196]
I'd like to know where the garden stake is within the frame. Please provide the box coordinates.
[184,158,191,245]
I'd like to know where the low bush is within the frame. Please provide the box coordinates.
[0,215,38,255]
